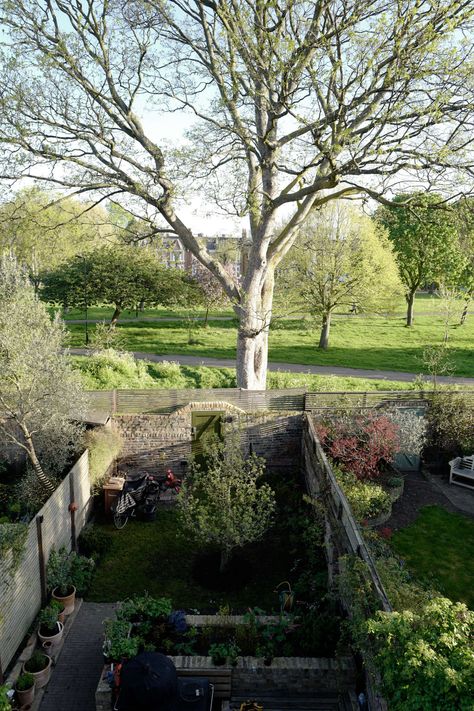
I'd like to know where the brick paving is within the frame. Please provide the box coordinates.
[39,602,116,711]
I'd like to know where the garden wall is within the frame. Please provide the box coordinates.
[0,450,91,676]
[113,406,303,476]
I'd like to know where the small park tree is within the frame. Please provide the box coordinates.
[0,258,86,495]
[41,245,194,326]
[377,194,466,326]
[178,433,276,573]
[279,203,402,348]
[192,262,230,326]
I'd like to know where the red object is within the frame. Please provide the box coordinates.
[68,502,78,512]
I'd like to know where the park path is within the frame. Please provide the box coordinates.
[70,348,474,385]
[39,602,116,711]
[65,309,474,325]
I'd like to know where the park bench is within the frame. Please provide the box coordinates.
[449,455,474,490]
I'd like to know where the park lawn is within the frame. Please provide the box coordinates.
[50,304,235,320]
[67,311,474,377]
[391,506,474,609]
[86,508,295,612]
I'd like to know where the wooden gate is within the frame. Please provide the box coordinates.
[191,412,223,465]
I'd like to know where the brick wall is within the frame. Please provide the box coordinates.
[0,451,91,674]
[112,406,303,476]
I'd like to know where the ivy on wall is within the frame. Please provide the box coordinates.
[0,522,28,583]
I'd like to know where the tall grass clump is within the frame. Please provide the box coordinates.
[85,427,123,492]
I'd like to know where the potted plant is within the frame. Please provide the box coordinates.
[15,673,35,707]
[23,651,52,689]
[47,547,94,615]
[38,602,64,646]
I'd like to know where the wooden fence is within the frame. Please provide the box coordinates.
[0,451,91,676]
[86,388,307,414]
[85,387,473,415]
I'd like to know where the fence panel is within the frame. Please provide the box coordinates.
[0,451,91,674]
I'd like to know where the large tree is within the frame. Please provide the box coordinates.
[377,193,467,325]
[41,245,194,325]
[0,258,86,495]
[0,2,473,388]
[280,203,402,348]
[0,188,112,285]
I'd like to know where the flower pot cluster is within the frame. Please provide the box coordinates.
[46,546,94,616]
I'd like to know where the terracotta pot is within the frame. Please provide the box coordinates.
[23,655,52,689]
[52,586,76,615]
[16,683,35,706]
[38,621,64,648]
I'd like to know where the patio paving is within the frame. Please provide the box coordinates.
[39,602,116,711]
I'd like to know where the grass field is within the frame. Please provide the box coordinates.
[391,506,474,609]
[67,310,474,377]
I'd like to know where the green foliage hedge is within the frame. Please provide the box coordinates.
[84,426,123,492]
[333,466,391,522]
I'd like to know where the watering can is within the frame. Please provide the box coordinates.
[274,581,294,612]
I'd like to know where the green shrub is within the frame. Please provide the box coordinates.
[24,651,49,673]
[209,640,240,666]
[47,547,94,596]
[72,349,158,389]
[425,393,474,460]
[367,598,474,711]
[84,427,123,492]
[78,524,112,560]
[0,522,28,582]
[387,476,403,488]
[15,673,34,691]
[334,466,391,522]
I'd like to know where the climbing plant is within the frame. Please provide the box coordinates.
[0,522,28,584]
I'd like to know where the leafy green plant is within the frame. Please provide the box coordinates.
[24,651,49,673]
[116,594,172,623]
[367,598,474,711]
[0,685,11,711]
[209,640,240,666]
[84,426,123,492]
[15,673,34,692]
[78,524,111,560]
[38,602,61,633]
[387,476,403,489]
[47,547,94,596]
[103,618,140,661]
[334,466,391,522]
[0,522,28,584]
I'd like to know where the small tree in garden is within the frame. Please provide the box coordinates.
[178,433,276,573]
[315,413,400,480]
[0,258,86,496]
[425,394,474,462]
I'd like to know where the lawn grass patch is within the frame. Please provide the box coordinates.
[86,508,295,612]
[391,505,474,608]
[66,309,474,377]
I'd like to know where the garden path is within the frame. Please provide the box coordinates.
[385,470,474,530]
[39,602,116,711]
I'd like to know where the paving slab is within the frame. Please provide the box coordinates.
[39,602,116,711]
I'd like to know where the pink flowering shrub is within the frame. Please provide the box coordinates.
[315,413,400,480]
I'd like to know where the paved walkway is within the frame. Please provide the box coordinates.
[39,602,116,711]
[70,348,474,385]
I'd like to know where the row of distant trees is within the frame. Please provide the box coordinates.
[1,187,473,350]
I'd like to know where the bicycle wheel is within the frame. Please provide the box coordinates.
[113,510,129,529]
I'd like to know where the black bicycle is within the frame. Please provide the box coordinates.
[112,470,181,529]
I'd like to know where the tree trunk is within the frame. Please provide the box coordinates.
[220,548,232,573]
[204,305,209,327]
[22,429,55,495]
[460,296,471,325]
[110,306,121,327]
[406,290,416,326]
[318,312,331,349]
[235,270,274,390]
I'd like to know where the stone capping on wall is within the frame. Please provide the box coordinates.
[303,416,392,613]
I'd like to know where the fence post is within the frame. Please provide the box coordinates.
[69,472,77,552]
[36,515,47,606]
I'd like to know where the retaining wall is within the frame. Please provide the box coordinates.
[0,451,91,675]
